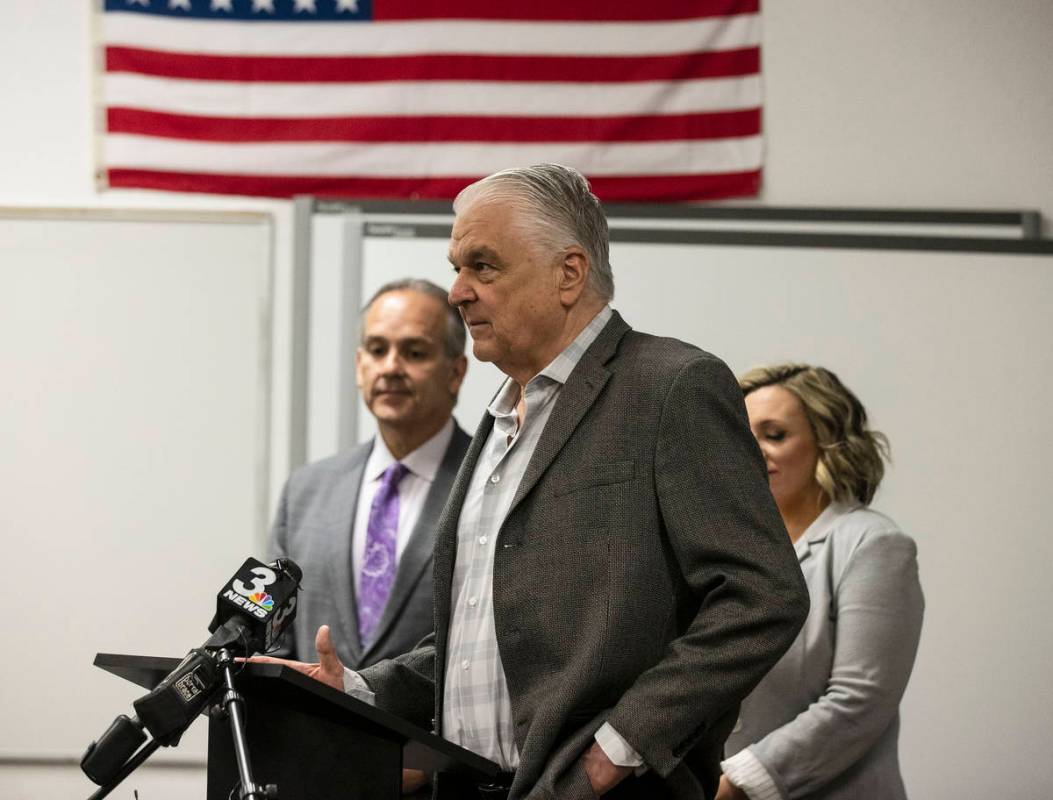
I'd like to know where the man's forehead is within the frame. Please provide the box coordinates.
[448,200,515,260]
[365,291,446,330]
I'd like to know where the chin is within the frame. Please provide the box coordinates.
[373,403,414,422]
[471,343,498,364]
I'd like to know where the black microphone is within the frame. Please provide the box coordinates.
[205,556,303,656]
[82,557,301,785]
[133,557,301,743]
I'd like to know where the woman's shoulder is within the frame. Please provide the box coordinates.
[825,504,918,558]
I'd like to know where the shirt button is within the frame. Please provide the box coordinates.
[468,597,478,607]
[490,473,501,484]
[479,535,488,545]
[461,660,470,670]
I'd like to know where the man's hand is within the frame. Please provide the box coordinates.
[581,741,632,797]
[247,624,346,691]
[401,768,429,795]
[714,774,749,800]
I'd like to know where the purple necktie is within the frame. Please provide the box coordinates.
[357,462,408,646]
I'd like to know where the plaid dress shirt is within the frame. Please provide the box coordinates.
[441,306,614,769]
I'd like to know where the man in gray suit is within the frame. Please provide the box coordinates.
[266,166,808,800]
[269,278,470,670]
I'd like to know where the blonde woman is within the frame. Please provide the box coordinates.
[718,364,924,800]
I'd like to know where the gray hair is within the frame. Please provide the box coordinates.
[361,278,466,359]
[453,164,614,302]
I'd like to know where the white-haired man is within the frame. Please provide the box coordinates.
[262,166,807,800]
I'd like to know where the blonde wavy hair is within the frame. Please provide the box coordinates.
[739,364,890,505]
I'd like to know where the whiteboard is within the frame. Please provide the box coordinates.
[310,224,1053,800]
[0,209,272,762]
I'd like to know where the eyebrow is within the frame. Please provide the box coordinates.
[448,245,501,266]
[363,335,436,347]
[753,418,783,428]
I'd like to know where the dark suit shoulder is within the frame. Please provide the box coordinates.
[620,327,720,363]
[613,328,737,398]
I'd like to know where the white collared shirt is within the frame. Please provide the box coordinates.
[351,418,454,597]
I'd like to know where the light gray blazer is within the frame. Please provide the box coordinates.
[268,425,470,669]
[725,503,924,800]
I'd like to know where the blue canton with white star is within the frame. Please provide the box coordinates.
[104,0,372,22]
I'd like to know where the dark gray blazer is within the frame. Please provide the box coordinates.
[269,425,470,669]
[361,313,808,800]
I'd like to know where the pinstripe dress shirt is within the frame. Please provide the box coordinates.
[441,306,613,769]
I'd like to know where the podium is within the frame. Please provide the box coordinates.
[94,653,500,800]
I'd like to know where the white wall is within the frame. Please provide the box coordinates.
[762,1,1053,229]
[1,2,1051,799]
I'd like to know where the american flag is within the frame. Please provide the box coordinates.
[97,0,763,201]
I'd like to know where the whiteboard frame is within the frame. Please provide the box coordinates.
[293,199,1051,465]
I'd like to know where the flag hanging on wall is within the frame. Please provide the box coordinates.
[96,0,763,202]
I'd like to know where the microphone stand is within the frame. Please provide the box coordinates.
[83,650,277,800]
[214,648,278,800]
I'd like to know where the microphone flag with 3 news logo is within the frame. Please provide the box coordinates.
[130,557,302,745]
[209,556,302,655]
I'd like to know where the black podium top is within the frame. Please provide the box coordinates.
[94,653,500,779]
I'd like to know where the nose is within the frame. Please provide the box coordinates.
[753,435,773,459]
[448,270,475,307]
[379,347,404,375]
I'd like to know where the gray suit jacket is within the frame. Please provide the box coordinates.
[361,312,808,800]
[725,503,924,799]
[269,425,470,669]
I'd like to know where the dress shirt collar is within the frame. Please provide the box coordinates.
[364,417,454,483]
[487,304,613,421]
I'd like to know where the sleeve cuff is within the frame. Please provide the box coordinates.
[342,667,377,705]
[721,748,782,800]
[595,722,646,775]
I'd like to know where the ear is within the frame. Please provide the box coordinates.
[355,347,366,391]
[556,246,590,307]
[448,354,468,397]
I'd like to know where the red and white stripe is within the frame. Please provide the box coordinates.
[98,2,764,201]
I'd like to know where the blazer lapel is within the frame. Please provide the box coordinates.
[795,502,853,563]
[505,312,629,518]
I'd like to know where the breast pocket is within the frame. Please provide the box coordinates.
[531,460,636,539]
[551,459,635,498]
